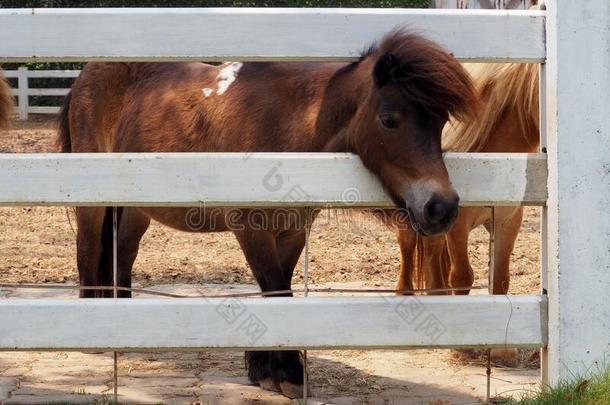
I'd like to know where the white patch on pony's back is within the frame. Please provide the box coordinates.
[216,62,243,95]
[201,88,214,97]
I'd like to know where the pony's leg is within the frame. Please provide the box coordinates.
[75,207,106,298]
[485,207,523,295]
[115,208,151,298]
[422,235,449,293]
[446,215,475,295]
[234,229,304,399]
[395,227,416,294]
[97,207,122,298]
[276,229,306,283]
[274,229,308,398]
[485,207,523,366]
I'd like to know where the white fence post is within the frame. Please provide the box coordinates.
[543,0,610,385]
[17,66,28,121]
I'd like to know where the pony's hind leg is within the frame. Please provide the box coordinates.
[235,227,305,399]
[95,207,151,298]
[96,207,151,298]
[75,207,107,298]
[484,207,523,295]
[98,207,122,298]
[117,208,151,297]
[483,208,524,366]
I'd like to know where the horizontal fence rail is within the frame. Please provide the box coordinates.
[0,295,547,350]
[0,8,545,62]
[10,88,70,96]
[3,70,81,79]
[0,152,547,207]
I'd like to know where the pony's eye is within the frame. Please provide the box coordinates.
[379,114,398,130]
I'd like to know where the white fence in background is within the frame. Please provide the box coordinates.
[0,3,608,391]
[4,67,79,120]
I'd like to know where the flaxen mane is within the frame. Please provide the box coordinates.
[0,70,14,129]
[368,30,480,122]
[443,63,539,152]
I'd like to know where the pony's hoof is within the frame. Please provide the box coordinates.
[259,377,281,392]
[280,381,304,399]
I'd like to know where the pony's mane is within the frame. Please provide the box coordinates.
[0,70,13,130]
[363,30,479,122]
[442,63,539,152]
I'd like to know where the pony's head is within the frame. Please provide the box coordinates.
[349,30,478,235]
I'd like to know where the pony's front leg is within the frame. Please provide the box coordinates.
[484,207,523,295]
[395,226,416,294]
[446,213,475,295]
[422,235,450,294]
[234,227,305,399]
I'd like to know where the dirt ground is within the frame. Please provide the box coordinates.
[0,116,542,404]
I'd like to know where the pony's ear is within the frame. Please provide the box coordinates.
[373,52,398,87]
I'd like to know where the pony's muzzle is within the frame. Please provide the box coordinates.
[403,181,459,236]
[422,192,459,234]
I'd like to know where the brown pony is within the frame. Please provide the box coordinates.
[0,70,13,129]
[57,30,478,398]
[394,63,540,295]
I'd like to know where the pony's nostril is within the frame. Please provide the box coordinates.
[424,194,459,226]
[424,198,446,224]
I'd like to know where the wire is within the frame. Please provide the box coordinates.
[0,282,488,298]
[112,207,119,404]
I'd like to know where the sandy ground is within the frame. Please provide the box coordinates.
[0,117,542,404]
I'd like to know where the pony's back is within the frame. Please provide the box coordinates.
[0,70,14,129]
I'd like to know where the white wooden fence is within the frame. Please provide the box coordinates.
[4,67,79,120]
[0,2,608,391]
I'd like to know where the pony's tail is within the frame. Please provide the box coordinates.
[56,90,72,152]
[56,91,77,236]
[0,70,14,130]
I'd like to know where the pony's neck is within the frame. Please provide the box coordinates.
[480,108,540,153]
[312,60,373,153]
